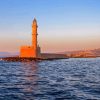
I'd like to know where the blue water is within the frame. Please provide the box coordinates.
[0,58,100,100]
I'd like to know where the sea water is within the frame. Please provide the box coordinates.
[0,58,100,100]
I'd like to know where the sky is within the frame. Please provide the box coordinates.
[0,0,100,53]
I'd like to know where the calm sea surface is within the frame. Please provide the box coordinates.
[0,58,100,100]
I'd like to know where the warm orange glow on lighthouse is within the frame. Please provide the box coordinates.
[32,18,38,57]
[20,18,41,58]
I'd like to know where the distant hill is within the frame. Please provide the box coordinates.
[0,52,19,57]
[59,48,100,57]
[91,48,100,57]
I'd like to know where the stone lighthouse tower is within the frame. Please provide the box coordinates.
[32,18,38,57]
[20,18,41,58]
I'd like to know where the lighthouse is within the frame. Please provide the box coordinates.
[32,18,38,57]
[20,18,41,58]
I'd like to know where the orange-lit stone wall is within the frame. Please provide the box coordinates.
[20,46,35,58]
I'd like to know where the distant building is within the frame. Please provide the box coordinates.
[20,18,41,58]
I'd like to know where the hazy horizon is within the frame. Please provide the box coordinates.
[0,0,100,53]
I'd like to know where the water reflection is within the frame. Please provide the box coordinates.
[0,61,39,99]
[19,62,39,93]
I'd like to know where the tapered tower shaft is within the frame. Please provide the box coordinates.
[32,18,38,57]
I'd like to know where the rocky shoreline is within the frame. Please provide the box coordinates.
[0,57,68,62]
[0,56,98,62]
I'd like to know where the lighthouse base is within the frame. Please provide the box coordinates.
[20,46,36,58]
